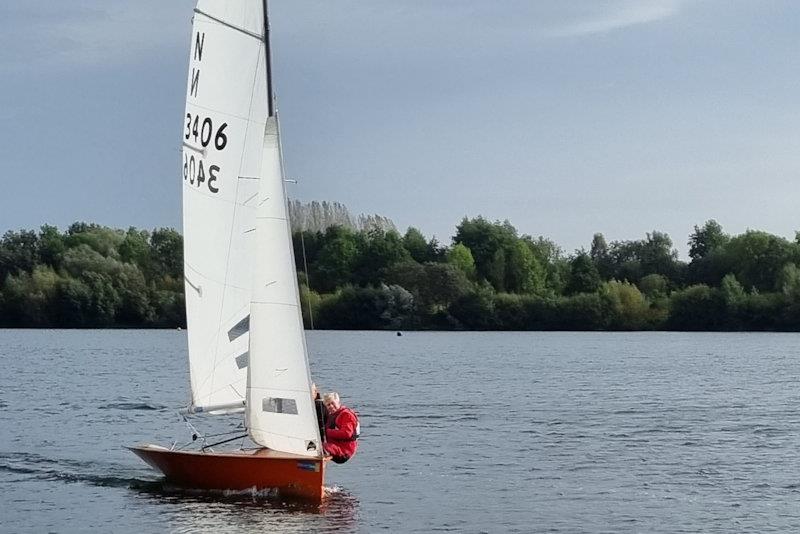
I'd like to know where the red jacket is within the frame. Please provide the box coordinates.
[325,406,359,458]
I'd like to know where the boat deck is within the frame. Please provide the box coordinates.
[133,443,325,461]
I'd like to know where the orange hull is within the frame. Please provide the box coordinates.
[129,444,327,503]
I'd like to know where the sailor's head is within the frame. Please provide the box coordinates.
[323,392,341,414]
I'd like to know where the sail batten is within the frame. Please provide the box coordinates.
[195,8,265,41]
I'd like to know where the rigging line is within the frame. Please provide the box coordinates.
[251,300,298,307]
[202,433,249,451]
[197,428,246,439]
[300,229,315,329]
[181,414,206,447]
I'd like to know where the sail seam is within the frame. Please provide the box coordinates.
[184,262,250,293]
[194,8,263,41]
[187,100,259,124]
[183,182,255,207]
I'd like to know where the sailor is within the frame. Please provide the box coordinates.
[322,392,359,464]
[311,382,327,440]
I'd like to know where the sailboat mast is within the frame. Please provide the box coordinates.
[262,0,275,117]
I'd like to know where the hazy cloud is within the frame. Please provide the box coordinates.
[544,0,684,38]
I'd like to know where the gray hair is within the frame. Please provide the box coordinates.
[323,392,340,404]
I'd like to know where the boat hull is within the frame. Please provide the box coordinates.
[129,444,326,503]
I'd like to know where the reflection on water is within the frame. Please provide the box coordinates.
[0,450,360,534]
[134,483,361,534]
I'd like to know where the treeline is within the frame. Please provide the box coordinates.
[2,218,800,330]
[297,219,800,331]
[0,223,183,327]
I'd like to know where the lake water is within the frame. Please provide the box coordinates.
[1,330,799,533]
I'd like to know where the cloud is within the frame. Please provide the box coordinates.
[544,0,684,38]
[0,1,193,71]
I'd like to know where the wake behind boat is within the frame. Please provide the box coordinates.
[131,0,328,503]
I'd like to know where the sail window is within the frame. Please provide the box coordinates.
[235,351,249,369]
[228,315,250,341]
[262,397,298,415]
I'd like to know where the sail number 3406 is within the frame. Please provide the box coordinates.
[184,113,228,194]
[185,113,228,150]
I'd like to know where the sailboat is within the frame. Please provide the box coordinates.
[130,0,327,503]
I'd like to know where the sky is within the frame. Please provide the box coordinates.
[1,0,799,258]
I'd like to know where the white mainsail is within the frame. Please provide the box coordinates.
[181,2,267,412]
[182,0,321,456]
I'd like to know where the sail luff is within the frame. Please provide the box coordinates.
[275,114,320,434]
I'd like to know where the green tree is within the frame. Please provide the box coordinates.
[150,228,183,281]
[506,240,545,294]
[777,263,800,298]
[65,223,124,258]
[600,280,649,330]
[2,266,60,326]
[688,220,729,261]
[83,272,122,325]
[553,293,609,330]
[402,227,429,263]
[53,277,94,327]
[726,231,792,291]
[419,262,471,312]
[38,225,65,268]
[494,293,526,330]
[353,229,410,286]
[590,233,613,280]
[0,229,40,280]
[119,227,152,272]
[114,263,154,325]
[317,285,414,329]
[639,273,668,300]
[448,287,497,330]
[525,236,567,295]
[720,273,746,306]
[453,217,517,287]
[313,226,359,292]
[668,285,726,330]
[446,243,476,279]
[565,252,601,295]
[487,248,507,292]
[639,231,681,281]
